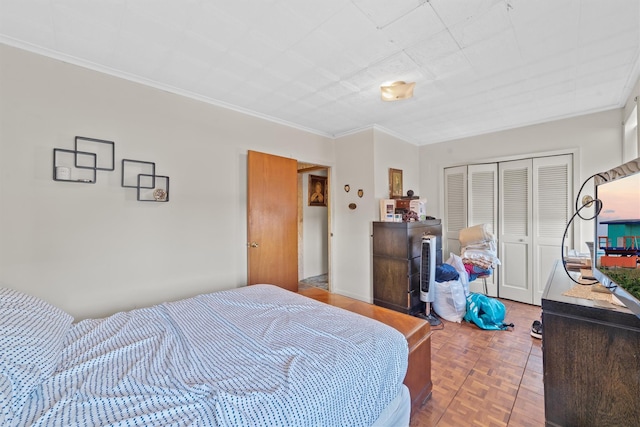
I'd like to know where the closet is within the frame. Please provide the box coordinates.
[444,154,572,305]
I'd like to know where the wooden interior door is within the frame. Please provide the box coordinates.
[247,150,298,291]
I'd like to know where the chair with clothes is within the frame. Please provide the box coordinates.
[458,224,500,295]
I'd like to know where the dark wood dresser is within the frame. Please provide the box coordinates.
[542,261,640,426]
[372,220,442,315]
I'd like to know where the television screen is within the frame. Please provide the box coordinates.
[593,157,640,317]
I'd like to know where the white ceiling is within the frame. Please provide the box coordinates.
[1,0,639,146]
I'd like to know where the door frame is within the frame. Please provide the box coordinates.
[440,148,580,305]
[297,164,332,291]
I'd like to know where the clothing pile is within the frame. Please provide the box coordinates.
[459,223,501,281]
[464,293,514,330]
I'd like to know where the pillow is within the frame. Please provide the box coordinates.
[0,287,73,413]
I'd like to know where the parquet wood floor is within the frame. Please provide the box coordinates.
[410,299,544,427]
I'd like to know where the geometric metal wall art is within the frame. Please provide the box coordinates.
[137,174,169,202]
[53,135,114,183]
[75,136,115,171]
[53,135,170,202]
[121,158,170,202]
[53,148,97,183]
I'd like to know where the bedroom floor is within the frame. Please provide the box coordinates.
[410,299,544,427]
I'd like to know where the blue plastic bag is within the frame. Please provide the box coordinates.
[463,293,513,330]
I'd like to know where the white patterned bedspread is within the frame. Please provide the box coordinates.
[18,285,408,426]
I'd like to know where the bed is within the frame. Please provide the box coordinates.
[1,284,410,426]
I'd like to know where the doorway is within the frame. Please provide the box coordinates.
[297,163,330,291]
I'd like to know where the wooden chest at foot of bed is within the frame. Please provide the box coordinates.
[298,287,432,414]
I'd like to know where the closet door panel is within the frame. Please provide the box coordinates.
[468,164,497,230]
[502,242,529,289]
[533,155,572,305]
[444,166,467,258]
[468,163,498,295]
[499,159,533,304]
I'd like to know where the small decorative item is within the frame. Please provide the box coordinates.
[309,174,327,206]
[153,188,167,201]
[403,210,419,222]
[389,168,403,198]
[357,189,364,198]
[344,184,350,192]
[348,203,357,210]
[137,174,170,202]
[407,189,414,197]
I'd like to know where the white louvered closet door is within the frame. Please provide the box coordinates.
[444,155,572,304]
[468,163,498,295]
[498,159,533,303]
[444,166,467,259]
[532,155,572,305]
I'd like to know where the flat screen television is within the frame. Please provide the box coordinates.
[593,156,640,317]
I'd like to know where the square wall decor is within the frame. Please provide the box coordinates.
[75,136,115,171]
[53,148,96,183]
[122,159,155,189]
[137,174,170,202]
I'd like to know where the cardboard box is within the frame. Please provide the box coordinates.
[409,199,427,220]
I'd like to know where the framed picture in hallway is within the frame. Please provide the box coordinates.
[309,175,327,206]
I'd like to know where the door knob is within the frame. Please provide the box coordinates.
[248,242,259,248]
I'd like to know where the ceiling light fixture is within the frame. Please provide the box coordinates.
[380,81,415,102]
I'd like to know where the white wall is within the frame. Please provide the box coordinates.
[331,129,421,302]
[331,130,375,300]
[373,129,421,201]
[419,109,624,255]
[0,44,335,319]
